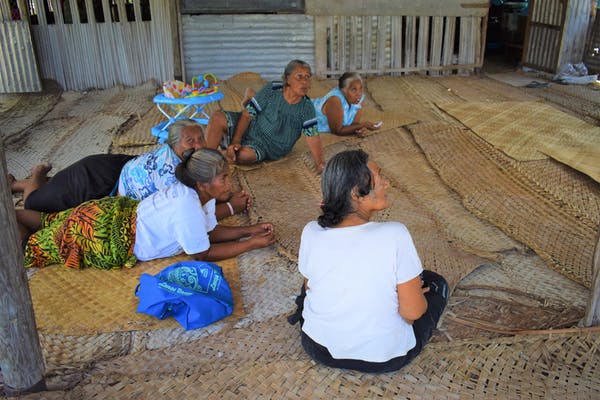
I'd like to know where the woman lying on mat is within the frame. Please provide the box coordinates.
[288,149,448,373]
[205,59,326,173]
[9,120,250,220]
[312,72,381,137]
[18,148,275,270]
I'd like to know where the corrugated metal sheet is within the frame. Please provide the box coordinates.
[28,0,173,91]
[181,14,315,80]
[523,0,592,73]
[0,21,42,93]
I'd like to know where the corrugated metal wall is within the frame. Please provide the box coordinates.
[523,0,593,73]
[181,14,315,81]
[28,0,174,91]
[0,0,42,93]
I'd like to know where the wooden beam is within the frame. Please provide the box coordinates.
[314,16,328,78]
[583,229,600,327]
[0,142,46,396]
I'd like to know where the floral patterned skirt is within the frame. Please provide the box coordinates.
[25,196,139,270]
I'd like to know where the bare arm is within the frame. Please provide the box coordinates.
[323,97,367,136]
[209,223,272,243]
[397,275,428,324]
[214,191,252,220]
[226,109,253,162]
[305,135,325,173]
[191,223,275,261]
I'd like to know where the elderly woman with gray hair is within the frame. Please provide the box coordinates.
[10,119,250,220]
[205,59,326,173]
[312,72,381,137]
[18,148,275,270]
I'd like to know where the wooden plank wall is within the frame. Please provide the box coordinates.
[28,0,173,91]
[314,14,485,78]
[522,0,566,73]
[523,0,593,74]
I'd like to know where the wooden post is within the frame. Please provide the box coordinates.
[583,229,600,326]
[0,142,46,396]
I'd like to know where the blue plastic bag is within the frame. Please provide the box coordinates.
[135,261,234,330]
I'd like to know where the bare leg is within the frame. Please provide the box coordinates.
[15,209,42,243]
[21,163,52,205]
[235,147,258,165]
[240,87,256,107]
[205,110,229,149]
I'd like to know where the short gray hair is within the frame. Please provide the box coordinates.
[282,60,312,87]
[175,148,227,188]
[338,72,363,91]
[166,119,202,148]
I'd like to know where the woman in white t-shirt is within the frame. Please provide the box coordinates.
[289,149,448,373]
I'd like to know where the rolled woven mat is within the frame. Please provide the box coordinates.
[224,71,266,98]
[39,315,600,399]
[408,122,598,287]
[239,128,510,289]
[438,101,600,183]
[29,255,244,336]
[307,78,336,98]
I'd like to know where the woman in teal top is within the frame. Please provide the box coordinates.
[205,60,326,173]
[312,72,381,137]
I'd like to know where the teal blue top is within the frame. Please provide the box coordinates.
[240,82,318,161]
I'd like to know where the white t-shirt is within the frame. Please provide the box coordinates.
[299,221,423,362]
[133,181,217,261]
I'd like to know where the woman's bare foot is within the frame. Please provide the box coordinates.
[20,163,52,204]
[31,162,52,178]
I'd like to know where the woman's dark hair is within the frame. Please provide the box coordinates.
[175,148,226,188]
[318,150,372,228]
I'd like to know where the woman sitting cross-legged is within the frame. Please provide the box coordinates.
[290,149,448,373]
[18,148,276,270]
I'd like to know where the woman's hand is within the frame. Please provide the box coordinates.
[228,190,252,213]
[225,144,240,163]
[362,121,382,131]
[247,224,276,249]
[248,222,274,235]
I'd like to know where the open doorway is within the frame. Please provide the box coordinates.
[484,0,530,73]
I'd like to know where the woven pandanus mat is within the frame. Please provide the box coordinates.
[240,128,512,289]
[525,83,600,125]
[510,158,600,225]
[29,255,244,336]
[366,75,458,124]
[0,93,60,139]
[437,75,538,102]
[112,105,164,147]
[359,128,522,261]
[438,101,600,182]
[29,315,600,399]
[408,122,598,287]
